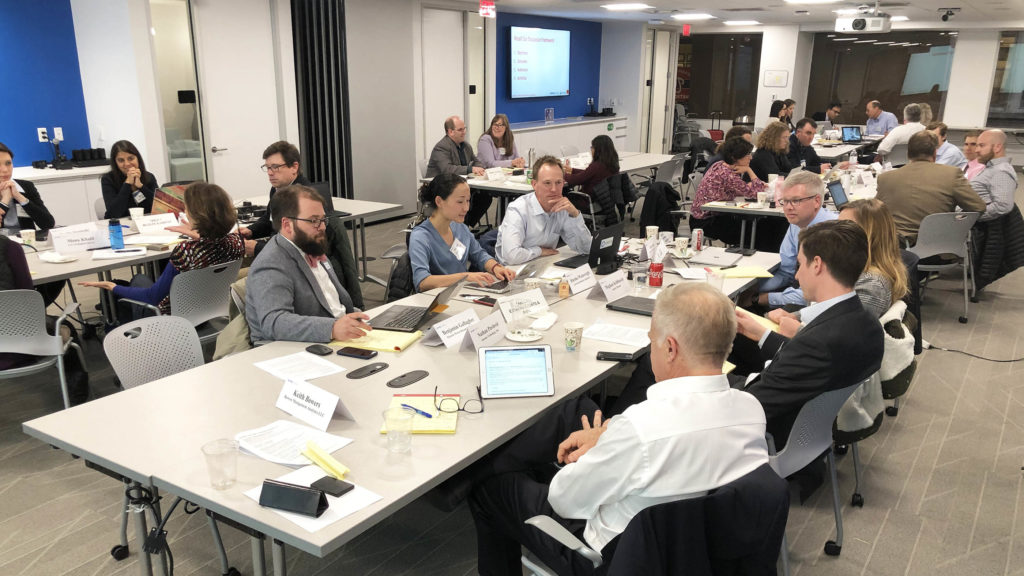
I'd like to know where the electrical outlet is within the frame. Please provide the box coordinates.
[37,127,48,143]
[53,127,64,141]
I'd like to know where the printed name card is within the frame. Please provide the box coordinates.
[135,213,181,236]
[51,222,101,253]
[859,171,876,188]
[496,288,548,323]
[484,167,506,182]
[563,264,596,294]
[587,270,631,302]
[431,308,480,349]
[461,311,507,351]
[276,379,353,431]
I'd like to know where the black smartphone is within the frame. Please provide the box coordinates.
[473,296,497,307]
[596,351,638,362]
[337,346,377,360]
[311,476,355,498]
[305,344,333,356]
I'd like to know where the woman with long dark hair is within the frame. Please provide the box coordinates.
[101,140,158,218]
[564,134,620,202]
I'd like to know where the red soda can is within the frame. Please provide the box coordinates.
[649,262,664,286]
[691,228,704,251]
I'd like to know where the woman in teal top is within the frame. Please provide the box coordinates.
[410,174,516,291]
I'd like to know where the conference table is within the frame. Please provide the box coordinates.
[812,135,883,162]
[464,151,675,223]
[23,247,779,576]
[243,196,403,286]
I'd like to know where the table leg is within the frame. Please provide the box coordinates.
[750,218,759,251]
[354,217,387,287]
[251,535,267,576]
[272,539,287,576]
[739,220,748,249]
[129,484,154,576]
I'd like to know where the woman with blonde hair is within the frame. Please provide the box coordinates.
[750,121,793,182]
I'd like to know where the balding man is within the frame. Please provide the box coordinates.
[876,103,925,158]
[426,115,490,227]
[972,129,1018,222]
[865,100,898,136]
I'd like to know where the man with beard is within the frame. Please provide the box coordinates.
[246,185,370,344]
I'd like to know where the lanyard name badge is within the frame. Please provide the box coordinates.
[450,238,467,260]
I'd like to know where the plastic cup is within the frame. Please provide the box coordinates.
[706,272,725,293]
[201,439,239,490]
[128,207,144,222]
[19,229,35,246]
[524,278,542,291]
[757,192,769,205]
[631,264,648,294]
[383,407,414,454]
[658,231,674,245]
[563,322,585,352]
[645,226,659,241]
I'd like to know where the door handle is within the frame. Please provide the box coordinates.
[211,146,228,153]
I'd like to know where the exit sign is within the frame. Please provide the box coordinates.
[479,0,495,18]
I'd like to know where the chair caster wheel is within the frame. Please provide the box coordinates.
[833,444,849,456]
[958,316,968,324]
[824,540,842,556]
[886,406,899,417]
[970,296,979,303]
[223,568,241,576]
[111,544,130,561]
[852,493,864,507]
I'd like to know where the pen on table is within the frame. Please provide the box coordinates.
[738,203,749,208]
[401,404,433,418]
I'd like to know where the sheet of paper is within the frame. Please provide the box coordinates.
[586,270,630,302]
[125,235,186,246]
[674,268,707,280]
[497,288,548,322]
[736,306,780,333]
[582,322,650,347]
[254,351,345,381]
[91,248,147,260]
[235,420,352,466]
[563,264,596,294]
[244,465,382,532]
[714,266,773,279]
[276,379,351,431]
[463,311,507,351]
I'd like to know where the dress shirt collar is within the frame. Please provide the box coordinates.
[646,373,731,400]
[526,193,547,216]
[800,291,856,326]
[986,156,1011,169]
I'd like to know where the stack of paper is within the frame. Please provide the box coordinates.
[235,420,352,466]
[333,330,422,352]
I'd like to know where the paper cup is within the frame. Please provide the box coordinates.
[19,229,35,246]
[645,226,659,241]
[674,237,689,252]
[563,322,585,352]
[757,192,769,205]
[201,439,239,490]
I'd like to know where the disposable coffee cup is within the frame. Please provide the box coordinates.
[645,226,659,241]
[201,439,239,490]
[19,229,35,246]
[563,322,585,352]
[757,192,769,205]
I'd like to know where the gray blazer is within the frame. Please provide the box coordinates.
[425,135,482,178]
[246,234,355,344]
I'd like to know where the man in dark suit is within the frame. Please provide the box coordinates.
[875,131,984,245]
[426,115,490,227]
[737,220,884,447]
[245,185,370,344]
[239,140,363,307]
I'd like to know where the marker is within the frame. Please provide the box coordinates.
[401,404,433,418]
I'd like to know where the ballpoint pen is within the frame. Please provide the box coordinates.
[401,404,433,418]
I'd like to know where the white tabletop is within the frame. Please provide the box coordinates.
[12,165,109,183]
[241,196,402,223]
[618,152,674,173]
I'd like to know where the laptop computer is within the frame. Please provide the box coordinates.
[688,246,743,267]
[827,180,850,209]
[606,295,656,317]
[369,281,462,332]
[554,222,624,275]
[841,126,863,144]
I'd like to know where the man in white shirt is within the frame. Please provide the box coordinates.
[495,156,592,265]
[468,283,769,575]
[246,186,370,343]
[875,103,925,161]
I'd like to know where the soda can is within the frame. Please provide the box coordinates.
[691,228,704,251]
[649,262,664,287]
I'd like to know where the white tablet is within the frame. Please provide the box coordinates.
[478,345,555,399]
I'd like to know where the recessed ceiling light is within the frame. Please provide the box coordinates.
[784,0,841,4]
[724,20,760,25]
[947,31,958,35]
[832,37,859,41]
[832,8,860,15]
[874,41,893,45]
[671,13,716,20]
[854,39,876,43]
[905,42,920,46]
[827,34,836,37]
[890,15,909,21]
[600,3,654,11]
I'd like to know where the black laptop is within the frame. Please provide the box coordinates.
[841,126,863,144]
[606,295,656,317]
[554,222,624,275]
[369,281,461,332]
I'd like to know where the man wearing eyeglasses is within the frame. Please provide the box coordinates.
[752,171,836,308]
[246,185,370,344]
[426,116,490,227]
[239,141,312,258]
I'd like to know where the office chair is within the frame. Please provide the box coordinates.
[382,244,414,302]
[103,316,239,576]
[0,290,86,410]
[94,197,107,220]
[121,259,244,344]
[522,463,789,575]
[908,212,980,323]
[769,380,863,574]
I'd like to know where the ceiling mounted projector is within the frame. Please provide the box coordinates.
[835,14,891,33]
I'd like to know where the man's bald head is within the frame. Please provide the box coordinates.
[976,129,1007,165]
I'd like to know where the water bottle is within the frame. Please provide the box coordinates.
[108,219,124,250]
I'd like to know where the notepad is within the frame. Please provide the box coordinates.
[712,266,773,278]
[736,306,780,334]
[332,329,422,352]
[379,394,459,434]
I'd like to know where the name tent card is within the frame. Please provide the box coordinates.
[484,167,506,182]
[563,264,596,294]
[135,212,181,236]
[432,308,480,349]
[51,222,101,253]
[496,288,548,323]
[461,311,507,351]
[586,270,631,302]
[276,379,353,431]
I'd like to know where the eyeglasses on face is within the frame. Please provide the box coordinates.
[434,385,484,414]
[260,162,293,173]
[288,215,332,229]
[778,195,818,208]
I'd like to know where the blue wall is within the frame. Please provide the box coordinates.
[0,0,91,166]
[496,13,601,123]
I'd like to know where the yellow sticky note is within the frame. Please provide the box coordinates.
[301,440,349,479]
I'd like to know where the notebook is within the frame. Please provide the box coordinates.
[379,395,458,434]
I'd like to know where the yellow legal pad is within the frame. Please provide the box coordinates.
[380,394,459,434]
[332,329,422,352]
[710,266,773,279]
[735,306,781,333]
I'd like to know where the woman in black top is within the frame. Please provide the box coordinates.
[750,121,793,182]
[101,140,158,219]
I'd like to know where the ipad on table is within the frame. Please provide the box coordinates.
[478,345,555,399]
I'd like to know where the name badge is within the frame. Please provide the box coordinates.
[498,147,506,156]
[450,238,467,260]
